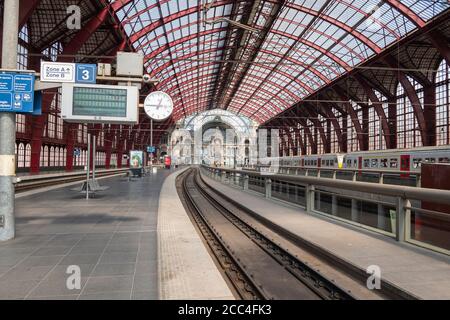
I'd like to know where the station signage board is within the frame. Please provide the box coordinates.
[147,146,156,154]
[0,71,35,113]
[41,62,75,83]
[41,62,97,84]
[61,83,139,124]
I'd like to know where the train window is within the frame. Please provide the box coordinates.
[380,159,388,168]
[313,160,317,166]
[390,159,398,168]
[354,159,357,167]
[363,159,370,168]
[322,160,325,166]
[413,158,422,169]
[347,159,352,167]
[371,159,378,168]
[439,157,449,163]
[425,158,436,163]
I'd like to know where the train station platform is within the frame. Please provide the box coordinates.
[157,168,234,300]
[0,169,172,300]
[200,171,450,300]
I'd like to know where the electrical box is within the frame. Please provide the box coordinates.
[97,63,111,76]
[116,52,144,77]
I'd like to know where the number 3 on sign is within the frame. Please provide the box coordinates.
[75,64,97,84]
[82,70,90,81]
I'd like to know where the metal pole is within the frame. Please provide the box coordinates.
[86,134,91,200]
[0,0,20,241]
[92,135,96,181]
[150,119,153,173]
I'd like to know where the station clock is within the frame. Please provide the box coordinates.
[144,91,174,121]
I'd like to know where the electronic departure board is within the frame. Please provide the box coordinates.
[61,83,138,124]
[73,87,127,117]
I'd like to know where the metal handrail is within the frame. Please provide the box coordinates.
[202,165,450,206]
[252,165,421,176]
[14,168,130,184]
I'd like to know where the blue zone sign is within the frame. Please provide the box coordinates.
[147,146,156,153]
[75,64,97,84]
[0,72,35,113]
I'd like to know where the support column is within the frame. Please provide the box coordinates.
[341,116,348,153]
[65,123,76,172]
[388,96,397,149]
[362,107,369,151]
[0,0,19,241]
[423,84,436,146]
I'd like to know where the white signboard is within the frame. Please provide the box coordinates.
[40,62,75,83]
[61,83,139,124]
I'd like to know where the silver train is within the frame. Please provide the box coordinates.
[259,145,450,173]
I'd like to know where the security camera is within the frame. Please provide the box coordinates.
[143,74,152,83]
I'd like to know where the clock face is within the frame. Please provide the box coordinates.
[144,91,174,121]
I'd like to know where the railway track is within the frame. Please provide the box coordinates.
[177,168,356,300]
[15,169,128,193]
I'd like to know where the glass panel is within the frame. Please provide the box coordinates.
[409,208,450,252]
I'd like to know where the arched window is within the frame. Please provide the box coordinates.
[25,144,31,167]
[43,146,49,167]
[63,148,67,167]
[18,143,25,168]
[50,147,55,167]
[55,147,60,166]
[436,59,449,146]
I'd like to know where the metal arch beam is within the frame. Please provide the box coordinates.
[151,48,318,100]
[258,48,328,85]
[354,74,392,149]
[285,2,382,53]
[271,29,352,72]
[217,0,286,111]
[62,7,110,57]
[382,0,426,28]
[288,108,317,154]
[428,29,450,65]
[111,0,135,12]
[384,55,428,145]
[303,104,329,153]
[128,0,235,43]
[19,0,41,28]
[160,61,303,103]
[319,102,344,152]
[143,27,227,61]
[332,86,366,150]
[151,48,224,79]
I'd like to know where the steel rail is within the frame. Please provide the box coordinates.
[180,168,355,300]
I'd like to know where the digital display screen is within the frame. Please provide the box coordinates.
[72,87,127,117]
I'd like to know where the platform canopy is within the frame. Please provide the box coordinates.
[112,0,449,124]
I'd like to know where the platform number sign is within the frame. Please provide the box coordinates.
[75,64,97,84]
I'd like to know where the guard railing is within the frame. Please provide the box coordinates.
[248,165,421,187]
[201,165,450,255]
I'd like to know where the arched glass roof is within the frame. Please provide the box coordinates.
[112,0,449,124]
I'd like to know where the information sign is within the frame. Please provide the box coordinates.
[0,72,35,113]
